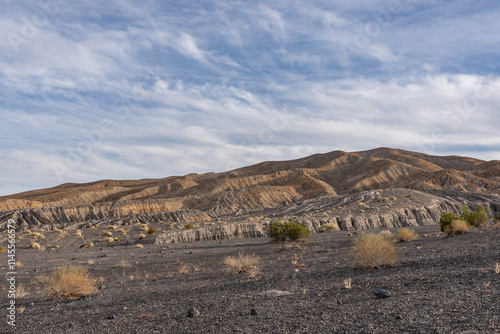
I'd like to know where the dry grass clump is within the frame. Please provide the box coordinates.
[28,242,41,249]
[74,230,82,237]
[15,261,23,268]
[495,263,499,274]
[318,223,338,233]
[224,253,260,277]
[103,231,113,237]
[80,242,94,248]
[31,232,45,239]
[134,244,144,249]
[102,237,114,243]
[0,246,5,254]
[15,284,28,299]
[116,228,125,233]
[343,278,352,289]
[45,264,97,299]
[351,233,397,269]
[443,220,469,236]
[115,260,131,268]
[396,228,418,242]
[138,234,146,240]
[378,230,395,242]
[178,264,190,274]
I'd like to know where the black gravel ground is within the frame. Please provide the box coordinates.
[3,225,500,334]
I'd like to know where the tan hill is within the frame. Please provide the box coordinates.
[1,147,499,232]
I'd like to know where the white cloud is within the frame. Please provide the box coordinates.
[0,0,499,196]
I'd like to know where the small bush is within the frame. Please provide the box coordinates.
[79,242,94,248]
[378,230,395,242]
[147,228,157,235]
[115,260,131,268]
[138,234,146,239]
[461,206,488,227]
[396,228,418,242]
[15,284,28,299]
[439,212,460,232]
[494,214,500,221]
[318,223,338,233]
[45,264,96,299]
[443,220,469,236]
[184,223,194,229]
[29,242,41,249]
[224,253,259,277]
[102,237,114,243]
[267,220,311,242]
[0,246,5,254]
[134,244,144,249]
[350,233,397,269]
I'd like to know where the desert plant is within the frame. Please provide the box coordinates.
[115,260,131,268]
[494,214,500,221]
[439,212,460,232]
[28,242,41,249]
[147,228,157,234]
[378,230,395,242]
[224,253,259,277]
[45,264,96,299]
[15,284,28,299]
[184,223,194,229]
[0,246,5,254]
[79,242,94,248]
[343,278,352,289]
[138,234,146,239]
[443,219,469,236]
[134,244,144,249]
[318,223,338,233]
[267,220,311,242]
[102,237,114,243]
[396,228,418,242]
[461,206,488,227]
[350,233,397,269]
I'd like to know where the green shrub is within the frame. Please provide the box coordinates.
[439,212,460,232]
[494,214,500,221]
[147,228,157,234]
[267,220,311,242]
[184,223,194,229]
[0,246,5,254]
[460,206,488,227]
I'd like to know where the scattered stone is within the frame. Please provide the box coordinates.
[250,308,258,316]
[78,295,91,301]
[187,307,200,318]
[373,288,390,299]
[50,303,60,311]
[396,314,403,320]
[107,315,115,320]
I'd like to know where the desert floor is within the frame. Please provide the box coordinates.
[3,224,500,334]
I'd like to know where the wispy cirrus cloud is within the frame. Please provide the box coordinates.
[0,0,499,196]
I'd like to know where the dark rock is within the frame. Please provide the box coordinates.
[251,308,258,316]
[78,295,91,301]
[107,315,115,319]
[187,307,200,318]
[373,288,390,299]
[396,314,403,320]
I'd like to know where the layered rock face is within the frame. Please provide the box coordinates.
[1,148,499,235]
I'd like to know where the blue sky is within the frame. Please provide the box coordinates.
[1,0,499,196]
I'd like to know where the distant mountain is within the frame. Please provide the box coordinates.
[1,147,499,229]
